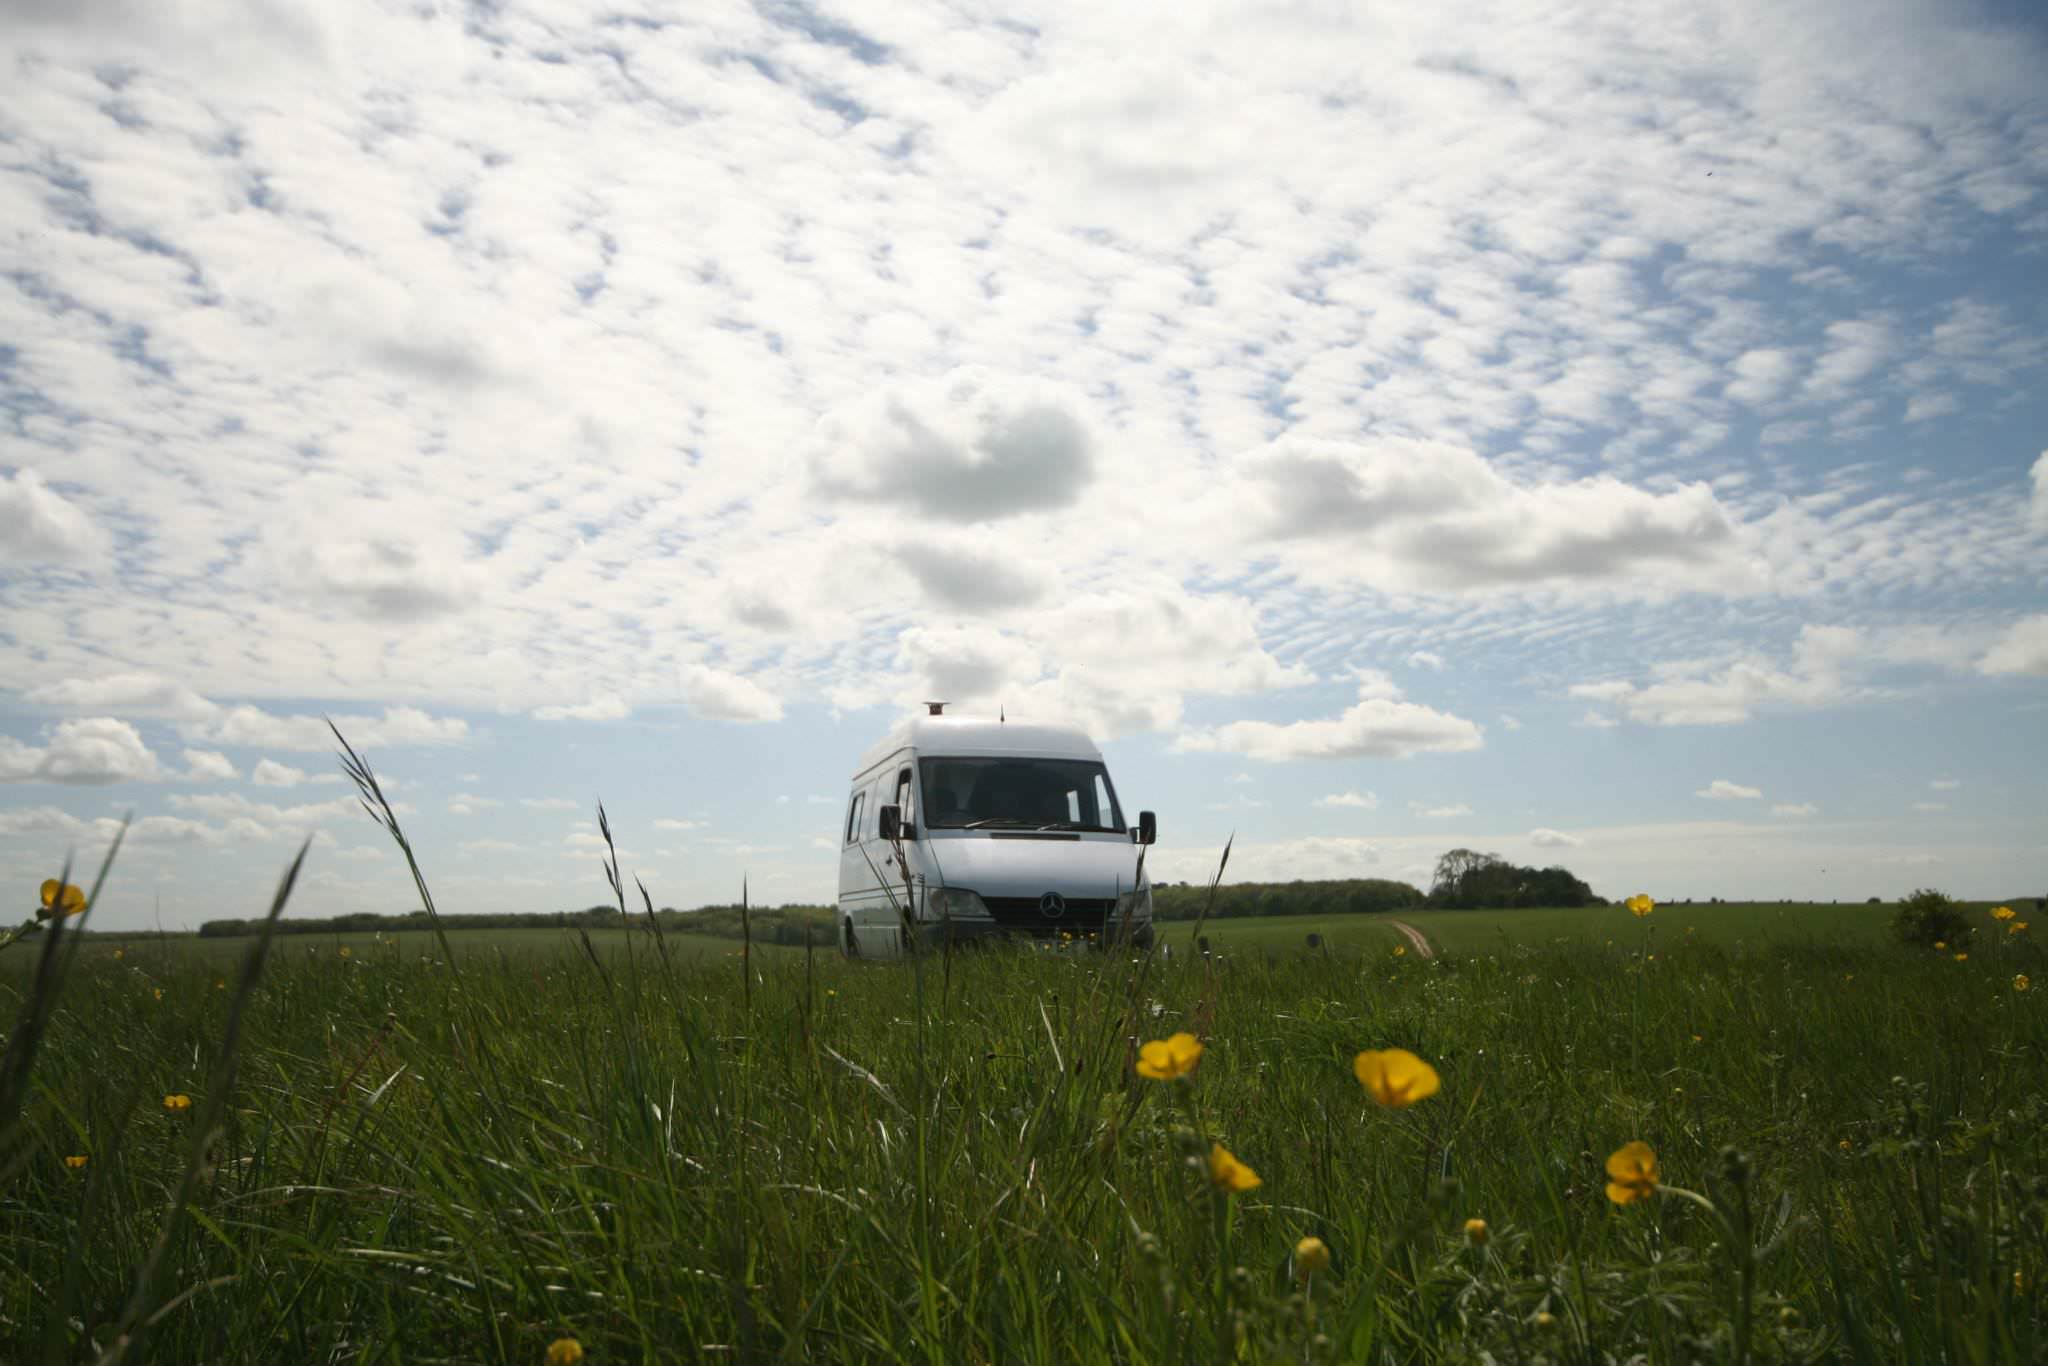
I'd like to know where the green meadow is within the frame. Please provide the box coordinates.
[4,853,2044,1363]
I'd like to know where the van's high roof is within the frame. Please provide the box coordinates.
[853,716,1102,778]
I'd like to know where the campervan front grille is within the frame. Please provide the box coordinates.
[981,897,1119,934]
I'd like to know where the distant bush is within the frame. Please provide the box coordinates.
[1426,849,1598,909]
[1891,888,1971,949]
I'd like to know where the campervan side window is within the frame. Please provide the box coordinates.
[844,790,866,845]
[894,767,916,830]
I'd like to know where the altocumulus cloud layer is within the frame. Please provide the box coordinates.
[2,0,2045,919]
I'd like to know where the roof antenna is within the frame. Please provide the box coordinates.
[924,700,946,716]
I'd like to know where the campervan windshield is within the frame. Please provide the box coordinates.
[918,756,1125,833]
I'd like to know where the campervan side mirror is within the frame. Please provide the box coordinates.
[877,804,901,842]
[1133,810,1157,845]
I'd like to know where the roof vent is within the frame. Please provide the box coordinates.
[924,700,947,716]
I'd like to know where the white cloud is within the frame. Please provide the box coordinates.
[1772,802,1818,817]
[1232,438,1755,596]
[682,665,783,724]
[1497,714,1523,732]
[1177,679,1482,762]
[1569,623,1994,727]
[0,805,103,839]
[1696,780,1763,800]
[895,543,1047,611]
[2031,452,2048,533]
[1725,348,1801,406]
[23,673,218,721]
[182,749,237,782]
[168,791,370,831]
[1405,650,1446,671]
[202,705,469,752]
[251,758,320,787]
[0,802,286,850]
[1929,778,1960,791]
[521,797,580,811]
[1804,317,1896,402]
[1911,801,1948,813]
[1314,790,1379,809]
[1416,803,1472,819]
[1530,828,1582,847]
[533,695,631,722]
[1979,616,2048,677]
[811,369,1096,524]
[0,718,161,785]
[447,795,504,815]
[654,818,706,831]
[0,469,108,569]
[459,838,523,854]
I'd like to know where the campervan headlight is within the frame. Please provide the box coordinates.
[1116,885,1153,921]
[926,887,991,920]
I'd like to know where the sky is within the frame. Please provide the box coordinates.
[3,0,2046,931]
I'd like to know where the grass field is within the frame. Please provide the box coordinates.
[5,849,2044,1363]
[1164,901,1914,957]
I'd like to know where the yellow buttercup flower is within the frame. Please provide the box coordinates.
[163,1094,192,1113]
[152,988,163,1001]
[1353,1048,1441,1108]
[339,946,352,959]
[2017,974,2031,993]
[38,879,88,921]
[65,1154,88,1170]
[1392,944,1406,957]
[545,1339,584,1366]
[1604,1141,1659,1206]
[1625,893,1654,918]
[1293,1235,1330,1277]
[112,947,124,961]
[1992,905,2016,921]
[1207,1143,1261,1192]
[1136,1031,1203,1081]
[2013,922,2030,935]
[1935,941,1946,951]
[1535,1311,1558,1329]
[1837,1139,1851,1151]
[1464,1217,1489,1245]
[1955,952,1968,962]
[215,979,226,991]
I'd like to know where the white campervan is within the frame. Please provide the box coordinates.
[836,710,1157,957]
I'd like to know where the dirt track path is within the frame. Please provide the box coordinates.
[1387,919,1437,960]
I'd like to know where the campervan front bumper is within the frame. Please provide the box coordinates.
[917,886,1153,947]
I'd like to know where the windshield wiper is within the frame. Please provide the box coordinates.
[1030,821,1114,832]
[960,817,1034,829]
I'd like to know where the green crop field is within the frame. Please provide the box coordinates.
[4,861,2044,1363]
[1164,901,1928,957]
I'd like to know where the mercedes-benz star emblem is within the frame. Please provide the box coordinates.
[1038,891,1065,918]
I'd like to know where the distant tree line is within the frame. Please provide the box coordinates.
[1428,849,1599,909]
[1152,878,1425,921]
[196,906,634,938]
[196,903,839,945]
